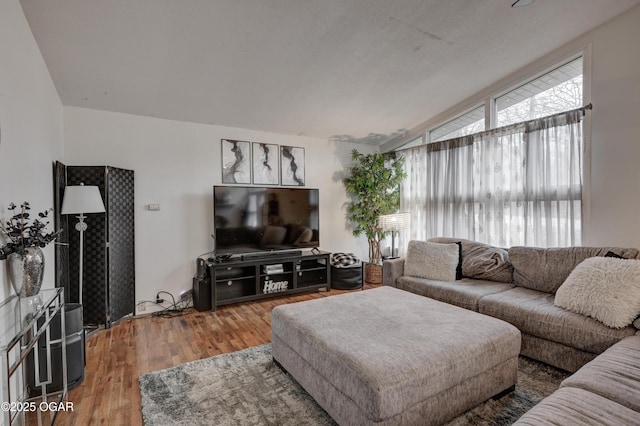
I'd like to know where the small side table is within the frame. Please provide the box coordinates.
[0,288,67,426]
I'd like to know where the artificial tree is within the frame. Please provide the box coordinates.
[343,149,406,264]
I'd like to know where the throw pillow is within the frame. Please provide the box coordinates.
[430,237,513,283]
[554,257,640,329]
[404,240,459,282]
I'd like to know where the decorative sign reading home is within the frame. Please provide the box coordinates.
[263,278,289,294]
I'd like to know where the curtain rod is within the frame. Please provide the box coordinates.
[394,103,593,155]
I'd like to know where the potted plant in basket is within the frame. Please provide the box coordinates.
[343,149,406,282]
[0,202,61,297]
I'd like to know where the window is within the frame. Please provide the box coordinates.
[395,135,423,150]
[398,56,586,248]
[496,57,583,127]
[430,106,485,142]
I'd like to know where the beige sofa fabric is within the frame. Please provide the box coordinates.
[479,287,636,354]
[404,240,459,281]
[513,387,640,425]
[561,335,640,412]
[272,287,521,425]
[520,334,597,374]
[396,276,513,312]
[428,237,513,283]
[383,240,640,423]
[509,246,640,294]
[515,336,640,425]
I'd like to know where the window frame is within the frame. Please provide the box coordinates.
[387,44,591,153]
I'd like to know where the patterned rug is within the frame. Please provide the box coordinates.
[139,344,569,426]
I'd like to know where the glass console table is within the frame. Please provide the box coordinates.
[0,288,67,426]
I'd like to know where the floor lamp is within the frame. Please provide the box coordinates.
[61,183,106,305]
[378,212,410,259]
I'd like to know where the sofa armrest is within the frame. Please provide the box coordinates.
[383,257,405,287]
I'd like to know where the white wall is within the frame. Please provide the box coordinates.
[586,6,640,247]
[63,106,375,313]
[0,0,63,302]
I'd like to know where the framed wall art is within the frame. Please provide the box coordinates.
[221,139,251,184]
[252,142,279,185]
[280,145,305,186]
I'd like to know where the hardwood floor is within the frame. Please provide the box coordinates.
[46,284,379,426]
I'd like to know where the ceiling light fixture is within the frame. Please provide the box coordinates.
[511,0,536,7]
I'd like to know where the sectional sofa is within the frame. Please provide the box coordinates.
[382,237,640,424]
[383,237,640,372]
[514,334,640,424]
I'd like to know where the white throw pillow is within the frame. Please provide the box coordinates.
[404,240,459,282]
[555,257,640,329]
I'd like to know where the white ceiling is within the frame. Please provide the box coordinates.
[19,0,640,145]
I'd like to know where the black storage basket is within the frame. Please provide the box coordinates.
[331,263,363,290]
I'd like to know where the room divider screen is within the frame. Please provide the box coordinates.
[54,162,135,327]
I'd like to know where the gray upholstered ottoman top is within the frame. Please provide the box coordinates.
[272,286,521,422]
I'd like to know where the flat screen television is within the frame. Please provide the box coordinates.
[213,186,319,256]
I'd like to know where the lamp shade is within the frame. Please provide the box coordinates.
[378,212,410,231]
[61,185,106,214]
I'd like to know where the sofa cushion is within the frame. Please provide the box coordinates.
[520,333,597,373]
[561,336,640,412]
[555,257,640,328]
[396,276,514,312]
[404,240,459,282]
[513,386,640,425]
[428,237,513,283]
[508,246,640,294]
[478,287,636,354]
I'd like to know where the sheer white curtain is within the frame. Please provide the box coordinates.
[402,137,475,243]
[400,108,586,248]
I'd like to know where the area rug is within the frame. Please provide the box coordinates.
[139,344,569,426]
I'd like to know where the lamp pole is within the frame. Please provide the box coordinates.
[75,212,88,304]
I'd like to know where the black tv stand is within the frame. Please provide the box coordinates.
[203,250,331,311]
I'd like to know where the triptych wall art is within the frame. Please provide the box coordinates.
[221,139,305,186]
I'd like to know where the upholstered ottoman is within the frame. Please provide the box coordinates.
[272,287,521,425]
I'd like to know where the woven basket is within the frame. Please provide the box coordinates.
[364,263,383,284]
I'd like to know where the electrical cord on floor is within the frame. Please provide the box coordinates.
[135,291,193,319]
[154,290,193,318]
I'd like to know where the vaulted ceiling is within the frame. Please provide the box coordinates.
[20,0,640,145]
